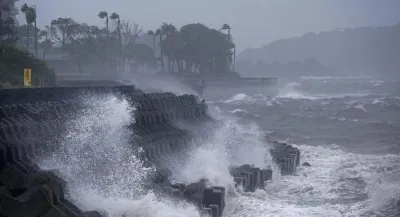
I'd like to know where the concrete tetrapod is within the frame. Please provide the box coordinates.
[0,86,301,217]
[229,141,301,193]
[0,86,224,217]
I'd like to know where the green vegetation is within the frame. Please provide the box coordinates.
[38,16,236,74]
[155,22,235,73]
[0,18,17,46]
[1,2,236,77]
[20,3,38,56]
[0,0,18,45]
[0,46,55,87]
[1,0,54,87]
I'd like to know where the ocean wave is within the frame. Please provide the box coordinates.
[39,81,399,217]
[343,97,400,114]
[222,86,390,104]
[36,94,201,217]
[225,93,253,103]
[210,77,400,216]
[223,143,400,217]
[229,108,247,114]
[300,76,371,81]
[266,97,283,107]
[276,82,375,100]
[277,82,318,100]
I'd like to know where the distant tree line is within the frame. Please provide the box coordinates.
[147,22,234,74]
[2,2,236,75]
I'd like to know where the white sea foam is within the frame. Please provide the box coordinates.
[221,144,400,217]
[37,94,200,217]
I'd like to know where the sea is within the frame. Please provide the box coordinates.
[37,76,400,217]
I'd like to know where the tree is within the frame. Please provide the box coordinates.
[110,12,121,58]
[170,23,234,74]
[0,18,16,45]
[160,22,177,72]
[32,6,38,57]
[98,11,111,66]
[77,23,114,67]
[0,18,17,45]
[45,19,131,73]
[0,45,55,87]
[46,18,79,47]
[123,43,156,68]
[146,30,156,55]
[221,24,234,71]
[0,0,18,45]
[74,23,101,64]
[20,3,37,55]
[155,28,163,72]
[221,24,231,39]
[36,15,236,76]
[120,20,142,46]
[98,11,109,31]
[65,23,109,73]
[46,18,88,73]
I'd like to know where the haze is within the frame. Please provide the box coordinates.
[16,0,400,52]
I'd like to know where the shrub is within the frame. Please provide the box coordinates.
[0,45,55,87]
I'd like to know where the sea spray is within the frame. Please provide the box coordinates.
[168,111,283,216]
[36,93,200,217]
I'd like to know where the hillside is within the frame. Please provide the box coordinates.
[237,23,400,78]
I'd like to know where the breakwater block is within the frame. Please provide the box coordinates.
[270,141,300,175]
[229,164,273,192]
[0,85,301,217]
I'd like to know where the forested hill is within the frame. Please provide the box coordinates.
[237,23,400,78]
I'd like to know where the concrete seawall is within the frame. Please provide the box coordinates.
[0,85,300,217]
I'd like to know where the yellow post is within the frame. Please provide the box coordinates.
[24,68,32,87]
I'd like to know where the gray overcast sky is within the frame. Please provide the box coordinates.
[16,0,400,51]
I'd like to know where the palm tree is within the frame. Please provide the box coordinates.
[147,30,156,57]
[98,11,109,31]
[155,28,164,72]
[160,23,177,72]
[98,11,111,67]
[32,6,38,57]
[110,12,121,57]
[221,24,234,72]
[221,23,231,39]
[21,4,37,55]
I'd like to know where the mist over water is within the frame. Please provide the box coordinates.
[170,119,278,188]
[211,76,400,216]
